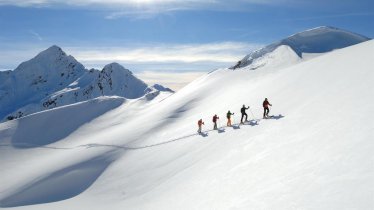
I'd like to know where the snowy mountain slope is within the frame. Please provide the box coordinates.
[0,46,86,120]
[41,63,148,111]
[0,39,373,209]
[0,46,171,121]
[240,45,301,70]
[1,97,125,149]
[233,26,370,70]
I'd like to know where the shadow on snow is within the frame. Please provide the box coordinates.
[9,98,124,149]
[0,153,116,208]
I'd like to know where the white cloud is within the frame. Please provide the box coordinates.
[135,71,206,90]
[0,41,259,90]
[0,0,274,7]
[0,0,48,7]
[0,41,262,71]
[66,42,261,66]
[29,30,43,41]
[0,0,293,18]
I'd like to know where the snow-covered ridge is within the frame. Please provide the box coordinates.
[0,46,173,121]
[233,26,371,70]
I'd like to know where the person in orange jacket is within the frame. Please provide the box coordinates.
[197,119,204,133]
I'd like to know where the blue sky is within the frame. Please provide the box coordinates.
[0,0,373,89]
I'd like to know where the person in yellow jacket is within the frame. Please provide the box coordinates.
[226,111,234,126]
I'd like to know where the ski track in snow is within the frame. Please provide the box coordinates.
[0,116,284,151]
[0,112,285,208]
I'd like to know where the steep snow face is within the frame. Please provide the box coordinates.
[241,45,301,70]
[0,46,86,120]
[14,45,85,80]
[146,84,175,93]
[0,40,372,210]
[99,63,148,99]
[39,63,149,112]
[0,70,12,84]
[0,47,171,121]
[235,26,370,69]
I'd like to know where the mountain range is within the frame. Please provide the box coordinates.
[0,46,173,121]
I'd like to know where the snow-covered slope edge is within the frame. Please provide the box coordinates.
[0,96,125,149]
[232,26,370,70]
[0,46,173,121]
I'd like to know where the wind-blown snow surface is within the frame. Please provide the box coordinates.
[0,40,373,209]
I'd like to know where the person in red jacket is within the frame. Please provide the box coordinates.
[212,114,219,130]
[197,119,205,133]
[263,98,272,119]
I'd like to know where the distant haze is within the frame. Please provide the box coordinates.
[136,71,207,91]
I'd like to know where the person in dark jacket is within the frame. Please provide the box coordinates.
[263,98,272,118]
[212,114,219,130]
[240,105,250,124]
